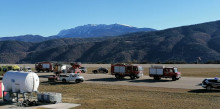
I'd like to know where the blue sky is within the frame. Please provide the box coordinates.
[0,0,220,37]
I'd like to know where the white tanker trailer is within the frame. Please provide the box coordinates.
[3,71,39,93]
[2,71,62,107]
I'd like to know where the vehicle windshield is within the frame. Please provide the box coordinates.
[174,68,178,73]
[138,66,143,71]
[27,68,31,70]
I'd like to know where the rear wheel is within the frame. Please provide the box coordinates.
[153,76,160,80]
[115,74,120,79]
[93,70,97,74]
[206,85,212,91]
[130,75,135,79]
[62,79,66,83]
[75,79,80,83]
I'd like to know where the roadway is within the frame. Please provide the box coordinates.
[38,73,204,90]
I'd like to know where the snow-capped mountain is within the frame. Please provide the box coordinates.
[57,24,156,38]
[0,24,156,42]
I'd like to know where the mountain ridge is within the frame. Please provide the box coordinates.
[1,20,220,63]
[0,24,156,42]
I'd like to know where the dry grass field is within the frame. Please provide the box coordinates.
[39,83,220,109]
[1,64,220,108]
[179,68,220,77]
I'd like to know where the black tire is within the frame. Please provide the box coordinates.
[62,79,66,83]
[153,76,160,80]
[93,70,97,74]
[37,70,40,73]
[206,85,212,91]
[172,76,176,81]
[130,75,135,79]
[115,74,120,79]
[75,79,80,83]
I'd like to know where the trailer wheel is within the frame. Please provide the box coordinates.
[62,79,66,83]
[172,76,176,81]
[115,74,120,79]
[37,70,40,72]
[130,75,135,79]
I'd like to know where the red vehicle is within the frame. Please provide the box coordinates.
[111,64,143,79]
[149,65,181,81]
[35,61,55,72]
[53,62,82,75]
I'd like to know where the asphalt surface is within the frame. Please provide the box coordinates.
[82,73,204,89]
[38,73,204,90]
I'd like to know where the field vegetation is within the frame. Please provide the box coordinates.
[39,83,220,109]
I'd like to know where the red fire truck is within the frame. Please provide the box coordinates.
[52,62,82,75]
[111,64,143,79]
[35,61,55,72]
[149,65,181,81]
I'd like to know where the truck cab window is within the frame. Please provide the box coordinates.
[174,68,178,73]
[138,66,143,71]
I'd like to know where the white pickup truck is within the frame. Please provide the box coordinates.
[57,73,84,83]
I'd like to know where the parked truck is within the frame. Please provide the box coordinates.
[35,61,55,72]
[48,73,84,83]
[53,62,82,75]
[0,65,20,76]
[111,63,143,79]
[149,65,181,81]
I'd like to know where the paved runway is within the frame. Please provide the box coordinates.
[81,73,204,89]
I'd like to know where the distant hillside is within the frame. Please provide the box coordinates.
[57,24,156,38]
[1,20,220,63]
[0,35,49,43]
[0,24,155,42]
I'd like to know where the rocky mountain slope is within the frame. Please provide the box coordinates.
[1,20,220,63]
[57,24,156,38]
